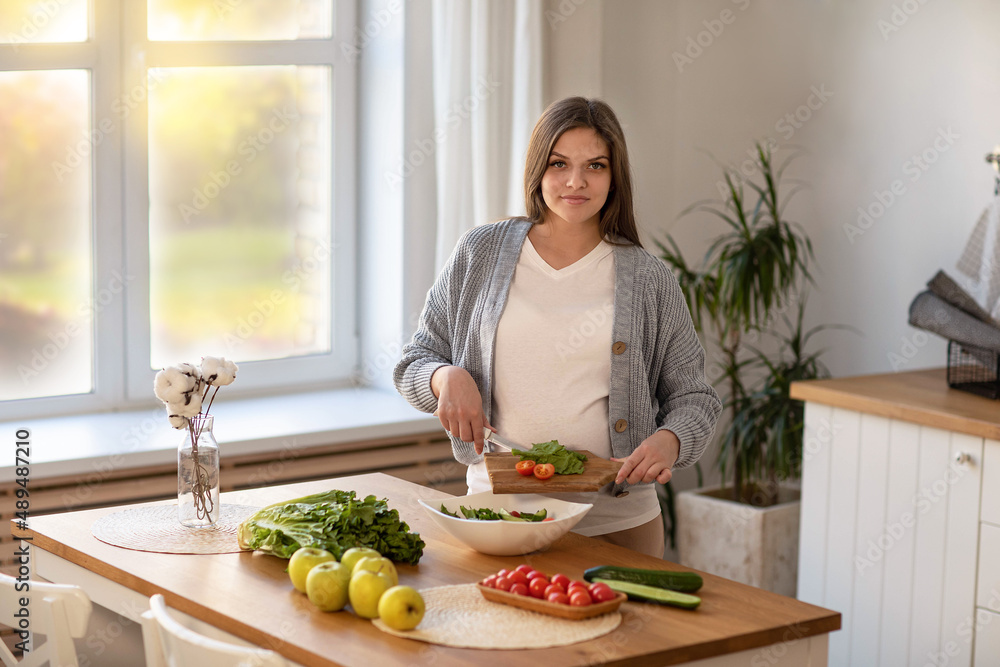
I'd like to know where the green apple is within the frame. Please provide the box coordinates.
[377,585,425,631]
[340,547,380,573]
[288,547,335,593]
[352,556,398,586]
[349,569,393,619]
[305,561,352,612]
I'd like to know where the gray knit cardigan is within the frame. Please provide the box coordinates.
[393,218,722,473]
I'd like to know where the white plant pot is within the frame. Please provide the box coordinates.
[676,485,800,597]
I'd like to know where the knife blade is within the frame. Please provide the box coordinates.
[483,429,531,453]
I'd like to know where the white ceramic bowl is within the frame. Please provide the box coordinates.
[417,491,592,556]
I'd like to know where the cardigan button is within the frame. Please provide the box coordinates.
[612,341,627,355]
[614,419,628,433]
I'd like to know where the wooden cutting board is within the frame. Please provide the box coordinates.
[484,450,623,493]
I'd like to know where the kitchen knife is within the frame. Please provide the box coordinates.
[483,428,531,453]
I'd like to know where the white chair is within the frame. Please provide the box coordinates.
[0,572,93,667]
[141,594,288,667]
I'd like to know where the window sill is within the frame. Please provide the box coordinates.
[1,387,439,483]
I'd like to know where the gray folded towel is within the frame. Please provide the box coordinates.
[909,291,1000,355]
[926,270,1000,327]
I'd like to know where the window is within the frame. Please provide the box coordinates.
[0,1,356,419]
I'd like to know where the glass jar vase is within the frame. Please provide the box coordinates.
[178,414,220,527]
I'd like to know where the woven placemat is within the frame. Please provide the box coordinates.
[372,584,622,649]
[91,504,260,554]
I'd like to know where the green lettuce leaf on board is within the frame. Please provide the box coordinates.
[512,440,587,475]
[237,489,425,564]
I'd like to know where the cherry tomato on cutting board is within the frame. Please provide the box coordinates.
[533,463,555,480]
[515,460,536,476]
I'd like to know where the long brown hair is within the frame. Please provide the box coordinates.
[523,97,641,247]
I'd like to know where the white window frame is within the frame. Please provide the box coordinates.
[0,0,358,420]
[0,0,125,421]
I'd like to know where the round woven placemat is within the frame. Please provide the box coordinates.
[91,504,260,555]
[372,584,622,649]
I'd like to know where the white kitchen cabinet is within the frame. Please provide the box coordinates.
[792,369,1000,667]
[974,609,1000,667]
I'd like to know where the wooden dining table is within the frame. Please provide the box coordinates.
[10,473,840,666]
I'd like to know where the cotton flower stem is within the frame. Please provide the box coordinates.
[187,417,215,521]
[204,385,221,416]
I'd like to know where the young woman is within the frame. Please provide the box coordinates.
[393,97,721,557]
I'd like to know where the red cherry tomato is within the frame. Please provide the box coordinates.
[569,589,592,605]
[495,576,513,592]
[566,582,589,597]
[514,564,534,576]
[546,592,570,605]
[481,575,497,589]
[508,570,529,585]
[515,460,536,476]
[533,463,555,480]
[528,577,548,598]
[526,570,549,583]
[495,568,509,580]
[589,583,617,603]
[543,583,566,598]
[550,573,571,590]
[542,517,555,521]
[510,583,530,596]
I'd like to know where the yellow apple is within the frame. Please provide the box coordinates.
[349,569,393,619]
[340,546,380,573]
[377,585,425,631]
[352,556,398,586]
[305,561,352,612]
[287,547,335,593]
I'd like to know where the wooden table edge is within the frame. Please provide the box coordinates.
[10,520,326,666]
[790,367,1000,441]
[9,472,843,667]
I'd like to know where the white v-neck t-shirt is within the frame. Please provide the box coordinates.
[466,237,661,536]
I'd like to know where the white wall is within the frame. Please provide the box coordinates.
[545,0,1000,507]
[550,0,1000,379]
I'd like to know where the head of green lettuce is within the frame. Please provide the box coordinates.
[237,489,425,564]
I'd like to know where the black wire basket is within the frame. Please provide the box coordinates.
[947,340,1000,399]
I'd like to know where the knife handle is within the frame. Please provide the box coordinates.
[612,482,630,498]
[483,428,509,452]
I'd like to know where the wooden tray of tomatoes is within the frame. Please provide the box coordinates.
[477,565,626,620]
[484,450,622,493]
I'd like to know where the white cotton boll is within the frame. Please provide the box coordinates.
[154,367,190,403]
[203,356,238,386]
[153,369,174,402]
[166,365,199,393]
[184,389,204,415]
[200,355,222,375]
[176,362,201,382]
[169,394,202,418]
[200,356,223,385]
[167,413,189,429]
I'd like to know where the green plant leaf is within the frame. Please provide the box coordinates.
[658,142,855,504]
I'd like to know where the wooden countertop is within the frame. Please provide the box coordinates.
[11,473,840,667]
[790,367,1000,440]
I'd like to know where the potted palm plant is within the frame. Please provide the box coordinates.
[659,142,839,595]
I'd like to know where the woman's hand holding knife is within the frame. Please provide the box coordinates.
[430,365,496,455]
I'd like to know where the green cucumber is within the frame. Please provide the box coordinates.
[593,578,701,610]
[584,565,703,592]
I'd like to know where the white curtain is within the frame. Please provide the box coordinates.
[427,0,544,271]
